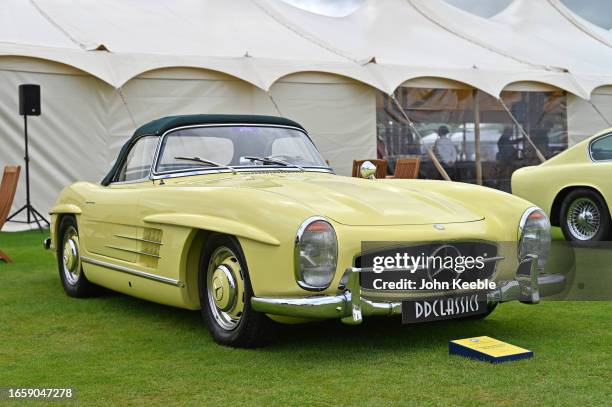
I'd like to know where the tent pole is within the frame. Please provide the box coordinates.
[473,89,482,185]
[499,98,546,163]
[588,100,612,127]
[462,117,467,161]
[390,95,451,181]
[117,87,137,131]
[267,90,283,116]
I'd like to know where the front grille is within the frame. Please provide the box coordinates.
[357,241,498,290]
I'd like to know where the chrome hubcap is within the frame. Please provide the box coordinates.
[211,265,236,312]
[62,226,81,285]
[567,198,600,240]
[207,247,245,331]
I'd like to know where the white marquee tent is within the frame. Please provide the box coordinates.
[1,0,612,223]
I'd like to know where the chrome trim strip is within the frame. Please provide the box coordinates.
[153,166,332,181]
[81,256,183,287]
[109,135,161,185]
[105,245,161,258]
[114,234,163,245]
[588,132,612,162]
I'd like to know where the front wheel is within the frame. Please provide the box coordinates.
[560,189,611,242]
[199,234,275,347]
[56,216,99,297]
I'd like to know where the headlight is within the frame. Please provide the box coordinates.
[294,217,338,291]
[518,207,551,270]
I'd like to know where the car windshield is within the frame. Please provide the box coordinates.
[155,125,327,174]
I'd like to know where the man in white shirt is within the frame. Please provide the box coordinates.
[433,125,457,166]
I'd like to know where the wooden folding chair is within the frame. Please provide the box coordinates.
[352,159,388,179]
[389,156,421,179]
[0,165,22,263]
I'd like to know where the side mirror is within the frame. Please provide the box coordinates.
[360,161,377,179]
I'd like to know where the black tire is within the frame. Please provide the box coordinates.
[56,216,99,298]
[199,234,275,348]
[559,189,611,242]
[461,303,497,320]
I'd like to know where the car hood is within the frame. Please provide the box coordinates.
[173,173,485,226]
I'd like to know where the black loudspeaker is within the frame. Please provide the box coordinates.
[18,84,41,116]
[7,83,49,231]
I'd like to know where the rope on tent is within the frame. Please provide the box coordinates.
[548,0,612,49]
[30,0,90,50]
[390,95,451,181]
[588,100,612,127]
[498,98,547,163]
[266,90,283,116]
[407,0,556,71]
[117,87,138,131]
[252,0,360,64]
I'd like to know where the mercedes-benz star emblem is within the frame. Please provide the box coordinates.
[426,244,462,282]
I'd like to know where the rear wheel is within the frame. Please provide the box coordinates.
[56,216,99,297]
[560,189,611,242]
[199,234,274,347]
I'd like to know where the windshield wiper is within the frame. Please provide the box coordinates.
[174,156,237,174]
[243,156,304,172]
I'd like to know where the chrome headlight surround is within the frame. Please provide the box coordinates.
[518,207,551,270]
[294,216,338,291]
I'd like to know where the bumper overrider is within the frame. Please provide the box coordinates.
[251,255,565,325]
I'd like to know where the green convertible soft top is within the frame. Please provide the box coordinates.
[133,114,305,138]
[101,114,306,186]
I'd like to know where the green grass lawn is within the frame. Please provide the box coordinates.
[1,231,611,406]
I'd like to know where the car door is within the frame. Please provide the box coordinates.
[79,136,159,264]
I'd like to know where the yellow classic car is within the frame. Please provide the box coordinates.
[512,128,612,242]
[47,114,563,347]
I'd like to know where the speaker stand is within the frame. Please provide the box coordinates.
[6,115,49,232]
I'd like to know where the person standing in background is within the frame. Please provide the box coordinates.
[497,126,518,192]
[433,125,457,179]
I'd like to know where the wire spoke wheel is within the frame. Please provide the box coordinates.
[566,197,601,240]
[206,246,245,331]
[61,225,81,285]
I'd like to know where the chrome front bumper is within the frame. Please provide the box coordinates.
[251,256,566,325]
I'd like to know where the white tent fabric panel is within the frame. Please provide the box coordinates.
[259,0,585,97]
[567,87,612,145]
[0,0,385,92]
[265,72,377,176]
[107,70,375,178]
[0,62,109,223]
[0,0,79,49]
[0,0,592,98]
[260,0,525,68]
[407,0,612,97]
[492,0,612,95]
[30,0,359,61]
[105,69,265,160]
